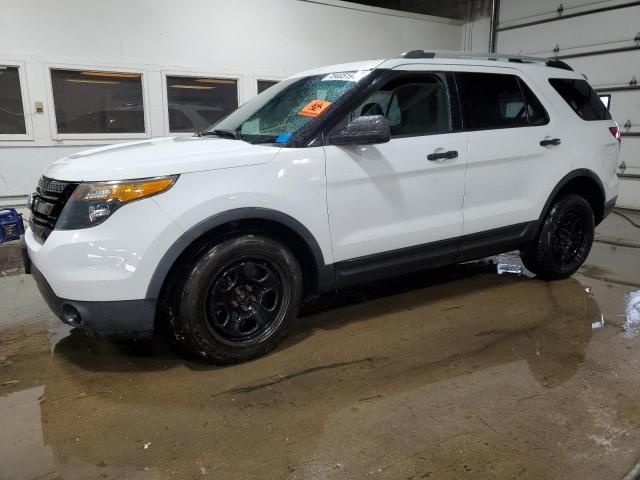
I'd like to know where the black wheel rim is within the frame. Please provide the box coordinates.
[551,211,586,266]
[204,258,285,347]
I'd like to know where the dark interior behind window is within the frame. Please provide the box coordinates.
[519,79,550,126]
[352,72,451,137]
[456,72,529,130]
[166,76,238,133]
[258,80,279,94]
[0,66,26,135]
[549,78,612,121]
[52,69,145,134]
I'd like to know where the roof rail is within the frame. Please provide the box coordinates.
[399,50,574,71]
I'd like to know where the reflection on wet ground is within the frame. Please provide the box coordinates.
[0,243,23,278]
[1,211,640,480]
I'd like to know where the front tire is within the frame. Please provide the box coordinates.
[520,194,595,280]
[170,235,303,364]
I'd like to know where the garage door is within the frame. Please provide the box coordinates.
[496,0,640,210]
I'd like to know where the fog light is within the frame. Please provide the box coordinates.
[62,304,82,326]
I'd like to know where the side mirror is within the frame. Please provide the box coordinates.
[328,115,391,146]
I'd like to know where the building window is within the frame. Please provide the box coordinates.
[257,80,279,94]
[166,76,238,133]
[51,69,145,134]
[0,66,26,135]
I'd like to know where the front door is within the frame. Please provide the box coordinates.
[324,65,468,283]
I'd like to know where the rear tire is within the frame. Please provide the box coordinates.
[520,194,595,280]
[169,234,303,364]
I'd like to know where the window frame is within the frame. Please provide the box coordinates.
[0,60,34,141]
[45,63,151,141]
[453,69,551,132]
[516,77,551,127]
[161,70,241,136]
[372,72,454,139]
[325,68,458,142]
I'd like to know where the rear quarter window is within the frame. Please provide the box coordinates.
[549,78,612,121]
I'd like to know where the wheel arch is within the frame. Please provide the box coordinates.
[539,169,606,226]
[146,208,334,304]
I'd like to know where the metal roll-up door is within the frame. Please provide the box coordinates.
[496,0,640,209]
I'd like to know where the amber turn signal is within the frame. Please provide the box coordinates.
[72,176,177,204]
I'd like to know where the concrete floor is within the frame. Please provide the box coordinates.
[1,211,639,480]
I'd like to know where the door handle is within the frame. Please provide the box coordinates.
[540,138,561,147]
[427,150,458,161]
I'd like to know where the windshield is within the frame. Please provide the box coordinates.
[207,70,372,144]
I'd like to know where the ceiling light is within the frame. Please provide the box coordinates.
[170,85,215,90]
[80,71,141,79]
[67,79,120,85]
[194,78,235,84]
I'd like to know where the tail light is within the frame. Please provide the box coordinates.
[609,126,621,144]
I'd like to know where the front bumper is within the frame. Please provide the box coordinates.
[21,195,180,337]
[23,196,182,301]
[29,257,155,338]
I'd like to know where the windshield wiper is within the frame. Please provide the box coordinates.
[198,129,241,140]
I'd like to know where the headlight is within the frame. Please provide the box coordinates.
[57,176,177,230]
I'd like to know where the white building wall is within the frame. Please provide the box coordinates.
[461,16,492,52]
[0,0,463,204]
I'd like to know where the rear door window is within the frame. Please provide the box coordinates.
[455,72,550,130]
[455,72,527,129]
[549,78,612,121]
[519,80,549,126]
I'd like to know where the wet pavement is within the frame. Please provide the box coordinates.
[1,211,639,480]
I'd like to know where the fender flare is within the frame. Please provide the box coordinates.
[145,207,329,300]
[538,168,605,224]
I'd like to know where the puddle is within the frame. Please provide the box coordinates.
[580,264,613,279]
[0,387,57,480]
[2,245,640,479]
[623,289,640,338]
[0,243,24,277]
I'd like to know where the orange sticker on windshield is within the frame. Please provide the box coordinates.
[298,99,332,117]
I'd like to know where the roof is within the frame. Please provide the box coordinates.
[289,51,582,81]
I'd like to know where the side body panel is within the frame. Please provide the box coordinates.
[153,146,332,264]
[325,64,467,264]
[27,147,332,302]
[454,65,572,237]
[541,78,620,203]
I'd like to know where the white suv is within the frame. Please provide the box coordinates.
[24,51,620,363]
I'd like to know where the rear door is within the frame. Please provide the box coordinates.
[454,67,570,251]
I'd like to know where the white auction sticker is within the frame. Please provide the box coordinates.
[321,71,369,82]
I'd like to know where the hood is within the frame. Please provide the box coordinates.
[44,136,280,182]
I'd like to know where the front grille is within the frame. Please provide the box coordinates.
[29,177,78,243]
